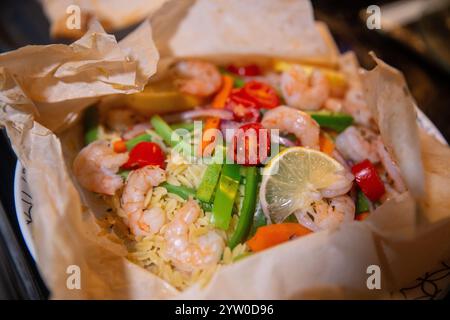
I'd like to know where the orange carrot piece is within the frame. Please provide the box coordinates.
[113,140,127,153]
[247,223,312,252]
[319,132,335,155]
[201,75,234,153]
[212,75,234,109]
[356,212,370,221]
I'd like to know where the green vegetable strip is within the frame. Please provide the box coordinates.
[150,115,175,146]
[212,164,241,230]
[150,115,192,154]
[84,106,99,145]
[228,166,259,249]
[356,189,371,214]
[125,133,152,150]
[171,122,195,131]
[161,182,212,212]
[308,111,353,133]
[196,163,223,202]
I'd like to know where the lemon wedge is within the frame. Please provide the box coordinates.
[124,79,203,116]
[260,147,345,223]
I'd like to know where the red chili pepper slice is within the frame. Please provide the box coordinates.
[242,81,279,109]
[227,64,262,77]
[351,159,386,202]
[233,123,271,166]
[122,141,165,170]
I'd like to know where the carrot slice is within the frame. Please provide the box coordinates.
[247,223,312,252]
[113,140,127,153]
[356,212,370,221]
[319,132,335,155]
[201,75,234,153]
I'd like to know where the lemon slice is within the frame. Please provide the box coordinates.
[125,79,203,116]
[260,147,345,223]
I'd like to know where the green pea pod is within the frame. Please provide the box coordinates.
[196,163,223,202]
[211,164,241,230]
[125,133,152,150]
[308,111,353,133]
[228,166,259,249]
[161,182,212,212]
[84,106,99,145]
[150,115,193,155]
[170,122,195,132]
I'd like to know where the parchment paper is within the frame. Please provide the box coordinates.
[40,0,167,39]
[1,0,450,299]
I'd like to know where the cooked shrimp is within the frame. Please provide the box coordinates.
[295,195,355,232]
[121,166,166,237]
[342,88,372,127]
[374,137,406,193]
[324,97,344,112]
[320,171,354,198]
[262,105,320,149]
[163,200,224,272]
[73,140,129,195]
[174,60,222,97]
[280,65,330,110]
[335,126,379,163]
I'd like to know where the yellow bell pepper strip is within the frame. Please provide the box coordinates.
[247,223,312,252]
[319,132,335,155]
[228,166,260,249]
[201,75,234,152]
[83,106,99,145]
[196,163,223,202]
[211,163,241,230]
[273,60,347,96]
[308,111,354,133]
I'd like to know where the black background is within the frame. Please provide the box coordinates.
[0,0,449,300]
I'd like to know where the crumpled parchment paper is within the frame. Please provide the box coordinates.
[1,0,450,299]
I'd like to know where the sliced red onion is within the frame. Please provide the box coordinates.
[162,108,234,123]
[123,122,152,140]
[278,136,297,147]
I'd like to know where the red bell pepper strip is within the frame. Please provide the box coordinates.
[227,64,262,77]
[122,141,165,170]
[242,81,279,109]
[351,159,385,202]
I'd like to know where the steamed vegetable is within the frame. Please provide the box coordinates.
[202,75,234,152]
[196,163,223,202]
[247,223,311,252]
[122,142,165,170]
[228,166,260,249]
[351,159,386,202]
[211,164,241,230]
[308,111,353,133]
